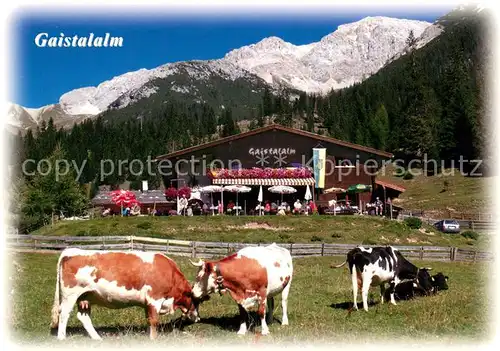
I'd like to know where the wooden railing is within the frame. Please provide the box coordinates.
[401,210,493,222]
[5,235,493,263]
[400,214,495,233]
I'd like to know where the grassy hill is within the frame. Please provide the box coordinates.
[378,165,491,219]
[32,215,489,249]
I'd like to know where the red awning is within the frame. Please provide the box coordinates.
[375,180,406,193]
[212,177,315,186]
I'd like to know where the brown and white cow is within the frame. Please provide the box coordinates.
[51,248,200,340]
[190,243,293,335]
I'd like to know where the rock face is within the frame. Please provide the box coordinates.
[223,16,431,93]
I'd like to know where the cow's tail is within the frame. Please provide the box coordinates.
[50,252,64,329]
[330,260,347,268]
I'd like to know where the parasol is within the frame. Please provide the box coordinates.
[109,190,139,216]
[268,185,297,204]
[305,185,312,201]
[324,187,346,194]
[346,184,372,213]
[347,184,372,193]
[199,185,224,215]
[257,185,263,216]
[224,185,251,216]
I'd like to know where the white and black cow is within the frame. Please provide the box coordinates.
[384,272,450,301]
[51,248,200,340]
[190,243,293,335]
[332,246,433,311]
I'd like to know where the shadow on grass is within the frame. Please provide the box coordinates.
[199,313,280,332]
[49,318,191,338]
[329,300,379,310]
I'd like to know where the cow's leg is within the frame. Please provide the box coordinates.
[351,268,359,310]
[57,293,79,340]
[76,300,101,340]
[361,272,371,312]
[380,284,386,304]
[281,276,292,325]
[258,296,270,335]
[237,304,248,335]
[389,277,400,306]
[146,304,159,339]
[266,296,274,325]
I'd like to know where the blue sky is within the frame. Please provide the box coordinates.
[13,8,451,108]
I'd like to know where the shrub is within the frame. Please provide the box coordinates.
[278,233,291,241]
[461,230,479,240]
[331,233,342,238]
[393,168,405,177]
[310,235,323,242]
[362,238,377,245]
[404,217,422,229]
[403,171,414,180]
[136,222,152,230]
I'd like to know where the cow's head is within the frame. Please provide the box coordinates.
[431,272,449,292]
[190,259,218,299]
[177,291,201,323]
[415,267,434,295]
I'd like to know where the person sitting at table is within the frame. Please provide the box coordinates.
[293,199,302,214]
[123,207,130,216]
[227,200,235,214]
[309,200,317,214]
[130,203,141,216]
[271,202,278,213]
[264,202,271,215]
[375,197,383,216]
[202,202,209,216]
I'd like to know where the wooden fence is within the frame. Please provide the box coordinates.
[5,235,493,263]
[401,210,494,222]
[400,214,495,233]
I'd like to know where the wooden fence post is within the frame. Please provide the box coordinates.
[191,242,197,258]
[321,243,325,256]
[473,250,477,263]
[227,243,231,254]
[290,243,293,256]
[419,246,424,260]
[470,221,474,230]
[131,236,134,250]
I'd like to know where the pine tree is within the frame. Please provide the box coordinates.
[220,108,239,137]
[369,104,390,150]
[20,144,88,232]
[262,87,274,117]
[306,108,315,132]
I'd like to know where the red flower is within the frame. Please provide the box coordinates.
[164,187,178,200]
[178,186,192,199]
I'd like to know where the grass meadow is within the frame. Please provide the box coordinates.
[8,251,493,347]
